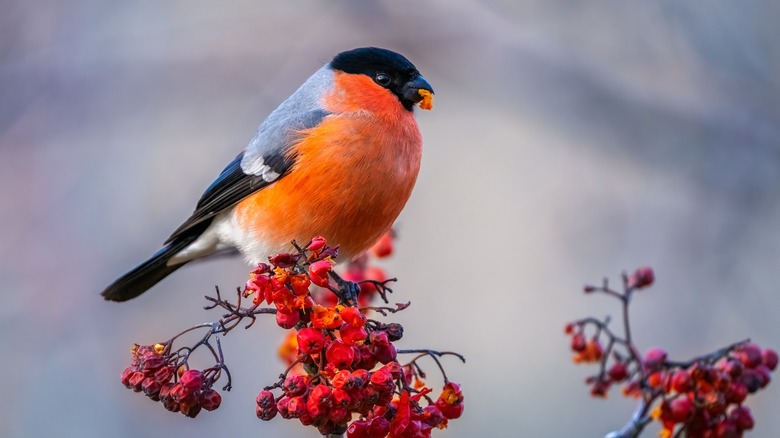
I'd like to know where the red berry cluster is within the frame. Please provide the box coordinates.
[244,233,394,325]
[118,232,464,437]
[650,343,776,437]
[257,367,464,437]
[120,344,222,418]
[346,382,464,438]
[313,232,394,308]
[567,267,776,437]
[244,236,464,437]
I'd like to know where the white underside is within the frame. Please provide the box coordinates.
[166,209,278,266]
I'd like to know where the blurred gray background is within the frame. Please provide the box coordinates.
[2,1,779,437]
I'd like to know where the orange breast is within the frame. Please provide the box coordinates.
[234,72,423,259]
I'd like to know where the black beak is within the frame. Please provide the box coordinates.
[402,75,434,104]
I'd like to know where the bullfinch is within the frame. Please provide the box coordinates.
[101,47,434,302]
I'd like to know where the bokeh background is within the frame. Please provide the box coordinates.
[2,1,780,436]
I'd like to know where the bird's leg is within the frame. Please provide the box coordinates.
[328,271,361,306]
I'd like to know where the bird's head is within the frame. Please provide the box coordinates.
[330,47,434,112]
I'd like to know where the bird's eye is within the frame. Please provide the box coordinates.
[374,73,391,86]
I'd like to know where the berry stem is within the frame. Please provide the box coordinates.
[362,301,410,316]
[663,338,749,368]
[397,349,466,383]
[620,284,642,373]
[605,395,656,438]
[359,278,397,303]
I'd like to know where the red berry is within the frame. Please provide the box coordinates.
[724,382,748,404]
[398,420,421,437]
[179,369,204,392]
[714,420,739,438]
[736,343,763,368]
[372,342,398,365]
[275,309,300,329]
[180,402,202,418]
[287,396,306,418]
[421,405,445,427]
[643,347,668,370]
[332,387,351,408]
[269,253,299,268]
[309,260,333,287]
[347,420,369,438]
[384,323,404,342]
[573,339,603,363]
[754,364,772,388]
[590,380,610,398]
[170,383,195,404]
[646,371,665,389]
[435,382,464,420]
[369,369,395,394]
[142,355,165,374]
[142,377,162,399]
[381,361,404,380]
[120,367,135,388]
[306,236,327,252]
[370,232,393,258]
[159,382,175,400]
[628,266,655,289]
[257,389,276,409]
[289,274,311,296]
[331,370,355,389]
[256,404,277,421]
[369,330,390,347]
[570,333,586,352]
[309,384,333,406]
[153,366,174,385]
[360,384,380,407]
[326,340,356,369]
[251,263,271,275]
[339,323,368,346]
[128,371,145,392]
[199,389,222,411]
[276,396,291,419]
[730,406,754,431]
[722,359,744,379]
[282,375,307,397]
[702,391,727,416]
[339,307,366,328]
[368,416,391,436]
[328,406,350,424]
[763,348,779,371]
[297,328,326,355]
[607,362,628,382]
[307,385,332,420]
[340,268,364,284]
[298,411,314,426]
[671,369,693,393]
[346,388,364,411]
[352,369,369,388]
[741,370,763,393]
[311,305,343,329]
[668,396,694,423]
[161,389,179,412]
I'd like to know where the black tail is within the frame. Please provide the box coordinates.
[101,239,193,302]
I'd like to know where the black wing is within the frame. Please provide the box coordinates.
[164,109,328,244]
[164,151,290,243]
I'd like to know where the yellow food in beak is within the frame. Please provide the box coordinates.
[417,89,434,110]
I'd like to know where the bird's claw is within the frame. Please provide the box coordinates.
[330,272,360,306]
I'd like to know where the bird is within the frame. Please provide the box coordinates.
[101,47,434,302]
